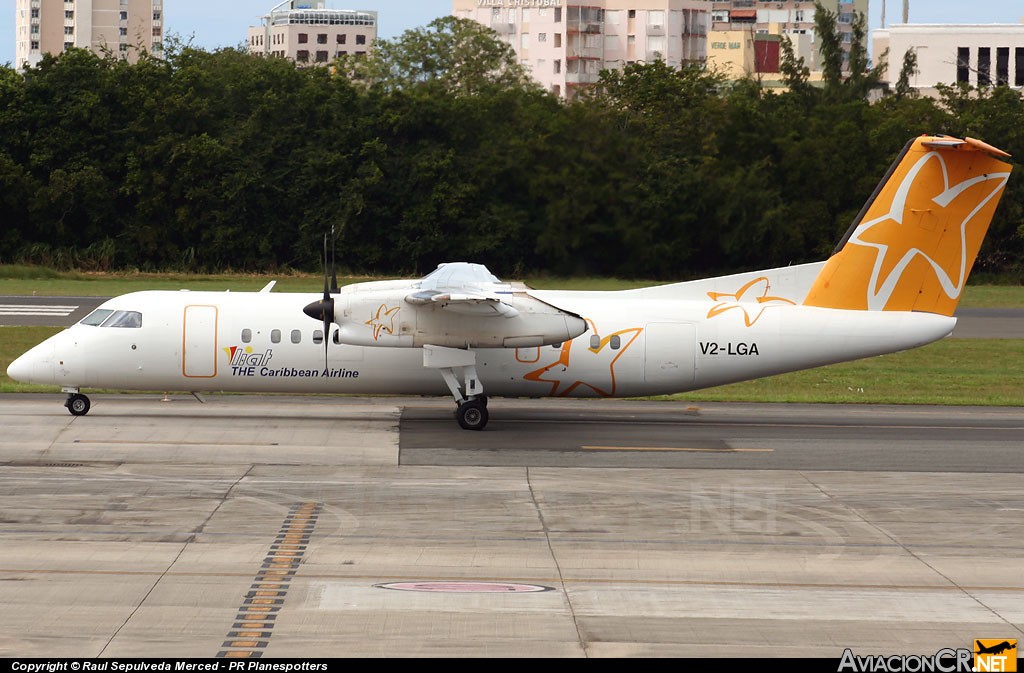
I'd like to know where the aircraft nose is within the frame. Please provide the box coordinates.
[6,341,56,385]
[6,352,34,383]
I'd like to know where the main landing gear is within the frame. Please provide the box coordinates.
[423,345,489,431]
[64,389,91,416]
[455,395,488,431]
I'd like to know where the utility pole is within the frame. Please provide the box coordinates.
[903,0,909,24]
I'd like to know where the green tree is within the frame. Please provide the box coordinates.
[339,16,536,96]
[894,48,919,100]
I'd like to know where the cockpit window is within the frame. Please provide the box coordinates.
[102,310,142,328]
[80,309,142,328]
[81,309,114,326]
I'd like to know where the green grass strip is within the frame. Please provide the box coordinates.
[679,339,1024,406]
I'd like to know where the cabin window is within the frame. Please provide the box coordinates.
[610,335,621,350]
[241,329,252,343]
[552,342,562,349]
[271,329,281,344]
[291,329,302,344]
[313,330,324,345]
[590,335,601,349]
[333,329,342,345]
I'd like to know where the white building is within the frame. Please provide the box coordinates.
[874,23,1024,95]
[247,1,377,65]
[15,0,164,69]
[452,1,709,99]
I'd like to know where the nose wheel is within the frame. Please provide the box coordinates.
[65,393,91,416]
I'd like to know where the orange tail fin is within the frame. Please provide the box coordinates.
[803,135,1012,316]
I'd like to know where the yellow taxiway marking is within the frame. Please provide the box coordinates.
[581,445,774,453]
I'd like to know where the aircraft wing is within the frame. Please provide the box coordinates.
[405,263,519,317]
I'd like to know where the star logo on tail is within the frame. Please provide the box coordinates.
[847,150,1010,310]
[706,277,795,327]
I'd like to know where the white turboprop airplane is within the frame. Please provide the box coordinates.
[6,135,1014,430]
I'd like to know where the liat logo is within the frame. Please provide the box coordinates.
[223,345,274,368]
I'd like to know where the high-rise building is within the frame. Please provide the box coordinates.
[710,1,870,69]
[247,1,377,65]
[15,0,164,69]
[452,1,709,99]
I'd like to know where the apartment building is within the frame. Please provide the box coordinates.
[874,22,1024,96]
[710,1,869,69]
[15,0,164,69]
[708,30,782,79]
[247,1,377,65]
[452,1,709,99]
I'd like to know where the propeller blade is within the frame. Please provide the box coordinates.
[303,232,336,370]
[321,233,330,299]
[330,225,339,295]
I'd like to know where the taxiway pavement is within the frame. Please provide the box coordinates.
[1,395,1021,658]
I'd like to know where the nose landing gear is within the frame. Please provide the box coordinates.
[64,391,91,416]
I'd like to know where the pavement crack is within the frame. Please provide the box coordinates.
[95,465,255,656]
[799,471,1023,636]
[194,465,255,538]
[96,541,189,658]
[526,466,588,658]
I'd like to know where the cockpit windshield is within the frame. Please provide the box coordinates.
[80,309,143,328]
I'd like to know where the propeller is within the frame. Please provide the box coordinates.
[329,225,339,295]
[303,231,337,367]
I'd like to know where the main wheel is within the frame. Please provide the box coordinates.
[456,399,488,431]
[66,393,91,416]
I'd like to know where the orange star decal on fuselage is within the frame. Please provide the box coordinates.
[524,319,642,397]
[706,277,795,327]
[366,304,400,340]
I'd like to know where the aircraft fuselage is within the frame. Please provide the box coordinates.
[9,288,955,400]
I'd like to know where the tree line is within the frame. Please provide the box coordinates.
[0,10,1021,280]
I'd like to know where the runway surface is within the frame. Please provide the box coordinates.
[0,295,104,327]
[1,394,1022,658]
[1,296,1023,337]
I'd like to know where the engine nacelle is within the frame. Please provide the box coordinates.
[334,287,587,349]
